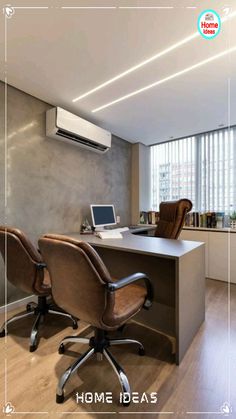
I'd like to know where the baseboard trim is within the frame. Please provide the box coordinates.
[0,295,38,314]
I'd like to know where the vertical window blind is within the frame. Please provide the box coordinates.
[151,126,236,213]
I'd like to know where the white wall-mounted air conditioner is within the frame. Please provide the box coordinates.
[46,107,111,153]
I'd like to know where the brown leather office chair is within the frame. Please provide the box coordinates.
[38,234,153,405]
[155,199,192,239]
[0,226,78,351]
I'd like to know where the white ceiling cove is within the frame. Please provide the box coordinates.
[1,0,236,145]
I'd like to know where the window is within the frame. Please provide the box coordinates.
[150,126,236,213]
[151,136,196,209]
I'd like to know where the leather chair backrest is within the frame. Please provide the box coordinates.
[155,199,192,239]
[0,226,46,295]
[38,234,114,329]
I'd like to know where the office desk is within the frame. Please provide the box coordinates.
[65,231,205,364]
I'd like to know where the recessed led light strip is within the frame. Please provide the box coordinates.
[119,6,174,9]
[73,33,198,102]
[72,10,236,103]
[13,6,49,8]
[61,6,117,9]
[92,46,236,113]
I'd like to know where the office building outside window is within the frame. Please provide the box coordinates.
[151,126,236,213]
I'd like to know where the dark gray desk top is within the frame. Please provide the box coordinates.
[64,231,204,260]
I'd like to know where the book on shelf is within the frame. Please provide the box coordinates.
[148,211,156,225]
[200,213,206,228]
[185,212,200,227]
[216,212,225,228]
[139,211,148,224]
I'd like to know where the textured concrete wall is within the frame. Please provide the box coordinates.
[0,82,132,305]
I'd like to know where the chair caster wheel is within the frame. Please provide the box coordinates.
[56,393,64,404]
[121,394,130,406]
[0,329,6,338]
[72,321,78,330]
[122,400,130,407]
[29,344,37,352]
[58,344,65,354]
[138,347,145,356]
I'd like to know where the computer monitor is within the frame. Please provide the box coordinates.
[90,204,116,229]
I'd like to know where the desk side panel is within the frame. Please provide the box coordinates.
[177,244,205,364]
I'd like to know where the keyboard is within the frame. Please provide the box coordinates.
[95,227,129,239]
[113,227,129,233]
[95,231,123,239]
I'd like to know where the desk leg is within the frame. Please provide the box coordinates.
[176,245,205,364]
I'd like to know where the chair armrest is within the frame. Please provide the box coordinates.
[106,272,153,310]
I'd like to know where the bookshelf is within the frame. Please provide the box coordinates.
[185,211,227,229]
[183,226,236,233]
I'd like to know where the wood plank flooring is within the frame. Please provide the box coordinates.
[0,279,235,419]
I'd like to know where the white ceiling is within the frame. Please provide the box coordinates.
[1,0,236,145]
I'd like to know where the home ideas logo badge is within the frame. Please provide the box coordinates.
[75,391,158,405]
[198,9,221,39]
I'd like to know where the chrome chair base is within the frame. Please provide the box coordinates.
[0,296,78,352]
[56,328,145,406]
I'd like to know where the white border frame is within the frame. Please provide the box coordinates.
[1,3,234,417]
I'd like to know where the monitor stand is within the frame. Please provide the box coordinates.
[95,226,106,232]
[95,225,117,232]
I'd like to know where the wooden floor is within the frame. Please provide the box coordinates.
[0,279,236,419]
